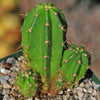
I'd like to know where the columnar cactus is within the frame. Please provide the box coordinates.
[61,44,91,88]
[21,3,67,93]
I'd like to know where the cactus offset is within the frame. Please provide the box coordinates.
[21,3,67,93]
[16,70,37,98]
[60,44,91,88]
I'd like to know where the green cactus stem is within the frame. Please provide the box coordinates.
[21,3,67,93]
[16,71,37,98]
[61,44,91,88]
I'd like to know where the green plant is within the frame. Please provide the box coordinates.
[16,3,91,98]
[16,70,36,98]
[60,44,91,88]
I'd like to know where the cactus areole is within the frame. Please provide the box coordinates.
[16,3,91,98]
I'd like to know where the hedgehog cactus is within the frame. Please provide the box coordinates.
[61,44,91,88]
[16,3,91,98]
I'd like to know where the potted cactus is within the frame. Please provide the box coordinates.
[15,3,91,97]
[0,3,100,100]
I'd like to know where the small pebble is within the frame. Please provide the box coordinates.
[0,68,10,74]
[56,96,62,100]
[0,76,9,84]
[77,91,84,98]
[10,97,16,100]
[86,96,91,100]
[58,91,63,95]
[92,89,97,96]
[90,95,97,100]
[48,93,51,96]
[83,88,88,93]
[63,95,69,100]
[35,97,40,100]
[92,81,100,90]
[80,82,85,87]
[3,88,10,95]
[3,95,10,100]
[77,87,83,92]
[88,88,93,93]
[18,56,24,61]
[3,83,10,88]
[6,57,16,65]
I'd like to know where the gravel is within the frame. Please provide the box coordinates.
[0,56,100,100]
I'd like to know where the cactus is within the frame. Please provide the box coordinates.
[16,70,37,98]
[60,44,91,88]
[16,3,91,98]
[21,3,67,93]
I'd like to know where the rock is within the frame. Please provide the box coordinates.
[73,88,77,93]
[84,93,90,98]
[0,68,10,74]
[8,78,15,85]
[3,83,10,88]
[63,95,69,100]
[90,95,97,100]
[18,56,24,61]
[88,88,93,94]
[67,89,71,94]
[92,81,100,90]
[74,95,78,99]
[80,82,85,87]
[77,91,84,98]
[56,96,62,100]
[83,88,88,93]
[92,90,97,96]
[6,57,16,65]
[78,97,82,100]
[48,93,51,96]
[77,87,83,92]
[58,91,63,95]
[10,65,19,72]
[85,83,91,89]
[3,88,10,95]
[3,95,10,100]
[0,76,9,84]
[10,97,16,100]
[86,96,91,100]
[83,79,89,84]
[35,98,40,100]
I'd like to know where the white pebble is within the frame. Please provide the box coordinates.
[3,95,10,100]
[3,83,10,88]
[58,91,63,95]
[92,90,97,96]
[0,68,10,74]
[88,88,93,94]
[83,88,88,93]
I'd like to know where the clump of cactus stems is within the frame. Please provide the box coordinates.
[16,3,91,98]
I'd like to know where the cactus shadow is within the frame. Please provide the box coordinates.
[78,68,93,84]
